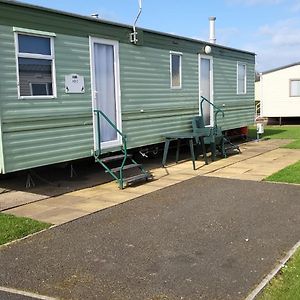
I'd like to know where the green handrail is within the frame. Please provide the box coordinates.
[94,109,127,188]
[200,96,225,132]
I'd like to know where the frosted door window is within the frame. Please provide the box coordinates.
[94,43,117,143]
[290,80,300,97]
[201,58,211,126]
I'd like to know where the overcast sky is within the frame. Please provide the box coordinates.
[22,0,300,71]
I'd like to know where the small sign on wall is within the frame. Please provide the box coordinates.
[65,74,85,93]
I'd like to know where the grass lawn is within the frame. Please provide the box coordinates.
[266,161,300,184]
[0,213,51,245]
[281,139,300,149]
[259,248,300,300]
[248,125,300,149]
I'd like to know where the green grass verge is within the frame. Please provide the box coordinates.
[266,161,300,184]
[248,125,300,149]
[248,125,300,140]
[259,248,300,300]
[281,140,300,149]
[0,213,51,245]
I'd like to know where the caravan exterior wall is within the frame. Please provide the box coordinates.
[0,0,255,174]
[258,64,300,118]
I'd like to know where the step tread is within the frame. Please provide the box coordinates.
[224,145,241,152]
[110,163,142,173]
[224,144,240,149]
[100,154,132,163]
[124,173,151,184]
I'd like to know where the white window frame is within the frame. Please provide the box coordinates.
[14,30,57,99]
[289,79,300,97]
[237,62,247,95]
[170,51,182,89]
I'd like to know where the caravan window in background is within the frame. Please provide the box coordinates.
[170,52,182,89]
[290,80,300,97]
[15,33,56,98]
[237,62,247,94]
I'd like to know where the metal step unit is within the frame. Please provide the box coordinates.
[95,153,152,189]
[94,109,152,189]
[222,137,241,157]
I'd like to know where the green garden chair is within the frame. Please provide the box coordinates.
[192,116,225,160]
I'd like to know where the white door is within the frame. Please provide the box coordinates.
[90,37,122,150]
[199,55,213,126]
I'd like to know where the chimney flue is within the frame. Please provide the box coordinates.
[209,16,216,44]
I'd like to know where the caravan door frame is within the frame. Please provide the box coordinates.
[89,37,122,151]
[198,54,214,126]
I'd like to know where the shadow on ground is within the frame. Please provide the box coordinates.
[0,146,194,197]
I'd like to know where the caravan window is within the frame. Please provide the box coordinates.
[170,52,182,89]
[290,80,300,97]
[15,33,56,98]
[237,62,247,94]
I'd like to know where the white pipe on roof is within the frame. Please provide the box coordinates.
[209,16,216,44]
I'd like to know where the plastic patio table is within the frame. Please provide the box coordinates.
[162,132,208,170]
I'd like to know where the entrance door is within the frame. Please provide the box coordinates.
[199,55,213,126]
[90,37,122,150]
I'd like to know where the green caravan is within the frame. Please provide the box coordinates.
[0,0,255,176]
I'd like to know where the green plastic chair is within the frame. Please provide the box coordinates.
[192,116,225,160]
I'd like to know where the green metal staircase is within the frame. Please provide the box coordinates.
[94,110,152,189]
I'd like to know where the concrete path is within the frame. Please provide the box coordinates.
[0,177,300,300]
[0,191,48,212]
[3,139,300,225]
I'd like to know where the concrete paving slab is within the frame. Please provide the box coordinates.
[129,182,167,194]
[39,195,87,207]
[71,199,120,213]
[4,202,55,219]
[0,177,300,300]
[0,191,48,212]
[206,172,265,182]
[92,190,141,201]
[205,146,300,181]
[34,208,88,225]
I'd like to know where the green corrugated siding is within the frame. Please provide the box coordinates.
[0,1,255,173]
[120,45,199,148]
[213,49,255,130]
[119,45,255,147]
[0,25,94,172]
